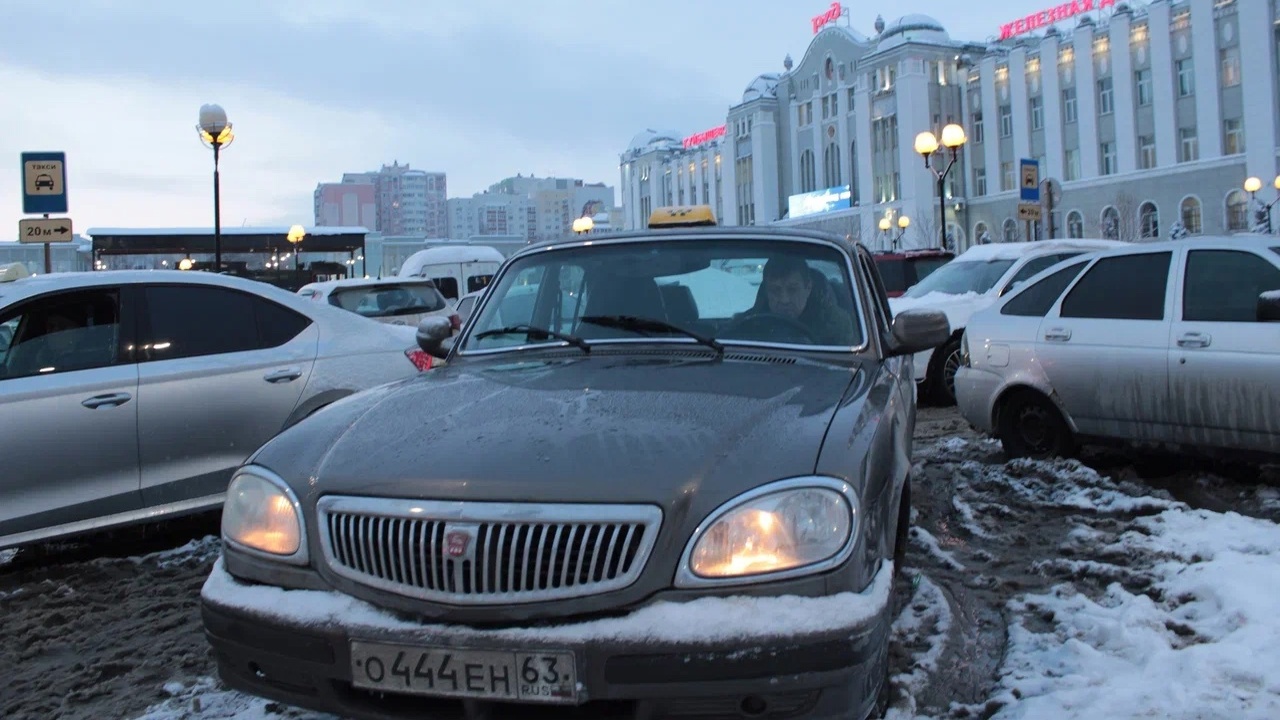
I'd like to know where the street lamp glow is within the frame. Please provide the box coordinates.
[879,217,891,231]
[1244,176,1263,194]
[197,103,235,273]
[1273,175,1280,191]
[286,225,305,272]
[898,215,911,229]
[941,123,967,148]
[914,131,940,157]
[572,216,595,234]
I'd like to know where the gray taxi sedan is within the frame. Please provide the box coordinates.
[200,226,949,719]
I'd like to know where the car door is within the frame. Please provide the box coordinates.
[133,283,319,507]
[0,286,141,541]
[1169,246,1280,451]
[1034,250,1177,441]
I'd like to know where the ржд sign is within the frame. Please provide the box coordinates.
[21,151,69,214]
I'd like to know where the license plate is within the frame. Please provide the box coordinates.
[349,640,578,704]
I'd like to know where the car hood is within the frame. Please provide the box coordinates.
[888,290,994,331]
[254,354,864,510]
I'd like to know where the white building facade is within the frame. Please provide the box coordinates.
[622,1,1280,251]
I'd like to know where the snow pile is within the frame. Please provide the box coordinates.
[888,291,981,314]
[991,508,1280,719]
[0,548,15,566]
[887,575,954,719]
[131,677,335,720]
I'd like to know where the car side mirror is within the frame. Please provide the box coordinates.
[886,309,951,357]
[1259,291,1280,322]
[416,316,454,359]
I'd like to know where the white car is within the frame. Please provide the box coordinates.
[298,277,459,334]
[955,235,1280,459]
[887,239,1126,405]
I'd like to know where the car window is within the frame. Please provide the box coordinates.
[1001,260,1089,317]
[1060,252,1172,321]
[431,276,459,300]
[902,258,1017,298]
[467,274,494,294]
[908,256,952,285]
[142,285,309,361]
[875,258,907,293]
[456,295,476,322]
[1000,253,1080,296]
[328,282,447,318]
[0,289,123,379]
[464,239,863,351]
[1182,250,1280,322]
[856,251,891,333]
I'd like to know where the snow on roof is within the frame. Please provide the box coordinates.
[398,244,506,275]
[957,239,1126,261]
[85,226,369,237]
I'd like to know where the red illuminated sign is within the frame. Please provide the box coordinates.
[812,2,843,34]
[682,125,726,149]
[999,0,1115,41]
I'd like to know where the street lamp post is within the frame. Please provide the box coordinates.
[1243,176,1280,233]
[287,225,306,273]
[896,215,910,249]
[197,104,235,273]
[914,124,968,249]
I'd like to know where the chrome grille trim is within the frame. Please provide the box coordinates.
[316,496,664,605]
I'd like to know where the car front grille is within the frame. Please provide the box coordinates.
[316,496,664,605]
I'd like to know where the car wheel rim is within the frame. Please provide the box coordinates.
[1015,405,1054,452]
[942,348,962,399]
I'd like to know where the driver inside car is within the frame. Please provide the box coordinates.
[736,256,857,346]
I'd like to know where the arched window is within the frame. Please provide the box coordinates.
[1002,218,1019,242]
[848,141,859,201]
[945,223,965,251]
[973,221,990,244]
[798,150,817,193]
[1139,201,1159,239]
[1226,189,1249,231]
[1179,196,1202,234]
[1066,210,1084,238]
[823,143,842,188]
[1101,206,1120,239]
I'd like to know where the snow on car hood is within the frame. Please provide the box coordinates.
[888,291,993,331]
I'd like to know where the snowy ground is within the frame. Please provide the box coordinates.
[2,407,1279,720]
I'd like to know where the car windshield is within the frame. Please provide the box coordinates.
[328,282,447,318]
[462,238,864,352]
[902,258,1016,298]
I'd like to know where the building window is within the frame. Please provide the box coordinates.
[1097,77,1114,115]
[1003,218,1019,242]
[999,105,1013,137]
[1139,201,1159,239]
[1180,196,1202,234]
[1062,88,1078,123]
[1064,148,1081,181]
[1066,210,1084,238]
[974,168,987,196]
[1224,118,1245,155]
[1139,136,1156,169]
[799,150,817,193]
[823,143,842,188]
[1001,162,1015,191]
[1030,97,1044,130]
[1226,190,1249,231]
[847,88,857,113]
[1100,142,1117,175]
[1135,69,1152,106]
[1221,47,1241,87]
[1179,128,1199,163]
[1177,59,1195,97]
[1101,206,1120,239]
[974,221,990,244]
[972,112,984,143]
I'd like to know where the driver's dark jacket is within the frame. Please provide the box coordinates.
[736,275,859,347]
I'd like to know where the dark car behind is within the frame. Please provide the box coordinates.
[872,249,954,297]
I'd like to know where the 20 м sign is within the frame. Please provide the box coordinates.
[19,217,74,244]
[999,0,1115,41]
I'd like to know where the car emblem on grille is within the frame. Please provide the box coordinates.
[444,526,474,559]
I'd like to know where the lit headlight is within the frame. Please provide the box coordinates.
[677,477,858,587]
[222,467,307,563]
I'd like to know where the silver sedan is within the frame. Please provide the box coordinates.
[0,270,429,550]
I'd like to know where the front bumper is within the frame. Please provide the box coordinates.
[954,366,1003,434]
[201,557,893,720]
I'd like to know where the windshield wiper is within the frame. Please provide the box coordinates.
[579,315,724,355]
[474,325,590,353]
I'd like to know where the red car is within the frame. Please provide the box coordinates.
[871,249,954,297]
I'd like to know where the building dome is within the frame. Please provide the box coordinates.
[877,14,951,51]
[627,129,683,153]
[743,73,781,103]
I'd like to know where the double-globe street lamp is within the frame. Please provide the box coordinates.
[197,104,235,273]
[878,214,910,250]
[1243,175,1280,233]
[913,124,967,249]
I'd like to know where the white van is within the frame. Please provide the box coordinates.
[397,245,505,301]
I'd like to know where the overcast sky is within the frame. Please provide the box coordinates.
[0,0,1040,235]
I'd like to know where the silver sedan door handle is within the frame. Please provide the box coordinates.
[81,392,132,409]
[1177,332,1212,349]
[264,367,303,384]
[1043,327,1072,342]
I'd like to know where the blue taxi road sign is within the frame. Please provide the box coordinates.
[1019,158,1040,203]
[22,151,69,215]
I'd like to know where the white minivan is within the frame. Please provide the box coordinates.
[297,277,459,332]
[397,245,505,301]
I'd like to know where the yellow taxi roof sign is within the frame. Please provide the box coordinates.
[0,262,31,283]
[647,205,717,228]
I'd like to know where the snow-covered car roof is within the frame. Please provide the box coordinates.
[299,277,440,295]
[955,239,1127,261]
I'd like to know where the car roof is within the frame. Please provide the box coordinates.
[300,276,438,293]
[954,238,1128,262]
[511,226,855,260]
[1,270,311,310]
[1083,233,1280,255]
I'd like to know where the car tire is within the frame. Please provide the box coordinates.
[997,390,1076,460]
[926,337,962,407]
